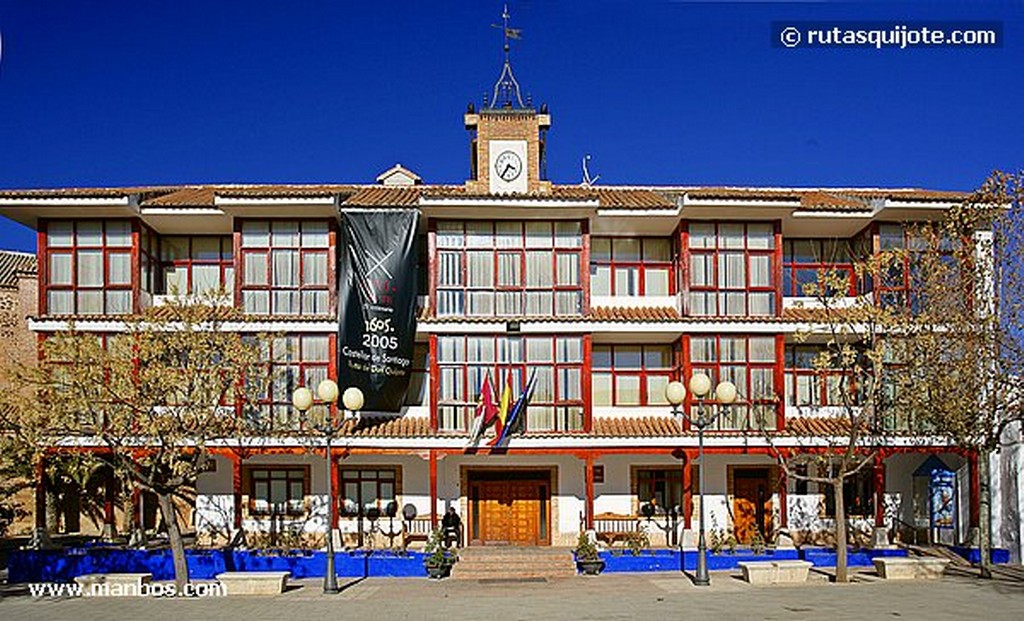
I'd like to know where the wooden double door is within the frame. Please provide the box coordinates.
[468,471,551,546]
[733,468,773,544]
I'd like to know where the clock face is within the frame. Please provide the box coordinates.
[494,150,523,182]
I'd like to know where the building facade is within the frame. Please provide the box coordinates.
[2,67,1022,560]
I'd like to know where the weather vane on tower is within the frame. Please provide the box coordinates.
[486,4,528,110]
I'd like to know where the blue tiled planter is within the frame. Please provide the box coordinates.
[800,547,907,567]
[948,546,1011,564]
[592,548,800,573]
[8,548,425,583]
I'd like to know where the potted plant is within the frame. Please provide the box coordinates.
[574,532,605,576]
[423,527,455,579]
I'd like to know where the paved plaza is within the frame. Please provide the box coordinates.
[2,566,1024,621]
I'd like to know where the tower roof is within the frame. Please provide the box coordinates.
[485,5,530,111]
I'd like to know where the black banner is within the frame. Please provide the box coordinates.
[337,209,420,412]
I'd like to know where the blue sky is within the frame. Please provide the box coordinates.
[0,1,1021,252]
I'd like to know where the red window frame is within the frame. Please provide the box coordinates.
[685,221,779,317]
[591,343,676,406]
[782,239,857,297]
[432,220,584,317]
[590,237,675,297]
[434,334,585,433]
[159,235,234,296]
[238,219,334,316]
[254,334,334,431]
[43,219,135,316]
[784,344,855,407]
[684,334,783,431]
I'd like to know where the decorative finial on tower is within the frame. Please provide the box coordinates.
[486,4,527,110]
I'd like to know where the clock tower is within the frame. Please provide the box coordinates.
[465,7,551,196]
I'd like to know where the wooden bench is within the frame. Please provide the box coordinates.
[873,557,949,580]
[738,560,812,585]
[216,571,290,595]
[74,573,152,594]
[402,516,435,549]
[592,513,641,547]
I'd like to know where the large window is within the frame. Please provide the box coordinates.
[590,238,673,297]
[689,335,779,430]
[46,220,133,315]
[240,220,331,315]
[251,335,331,430]
[435,220,583,317]
[636,468,683,514]
[248,467,308,516]
[339,468,398,517]
[435,335,584,432]
[592,344,675,406]
[782,239,856,297]
[160,236,234,297]
[688,222,776,316]
[784,345,853,407]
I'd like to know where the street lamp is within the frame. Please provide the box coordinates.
[666,373,737,587]
[293,380,364,595]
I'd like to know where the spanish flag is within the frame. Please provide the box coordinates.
[468,373,497,445]
[496,371,536,446]
[490,371,513,446]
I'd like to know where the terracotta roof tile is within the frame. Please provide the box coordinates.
[343,187,424,207]
[142,187,217,207]
[783,417,853,436]
[0,251,36,289]
[589,306,681,321]
[337,415,433,438]
[592,416,681,437]
[799,191,872,212]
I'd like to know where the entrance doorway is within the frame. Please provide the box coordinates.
[732,467,772,544]
[467,470,551,546]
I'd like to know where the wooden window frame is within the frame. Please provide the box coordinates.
[684,334,784,432]
[238,219,335,316]
[42,219,135,316]
[431,220,584,317]
[590,237,675,297]
[591,343,677,406]
[782,238,857,297]
[684,221,780,317]
[256,334,334,430]
[158,235,234,296]
[338,466,402,518]
[784,344,856,407]
[435,334,585,433]
[244,465,311,516]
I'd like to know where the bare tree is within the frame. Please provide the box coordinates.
[766,246,915,583]
[896,171,1024,578]
[1,297,273,591]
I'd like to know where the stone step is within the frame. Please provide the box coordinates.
[451,546,577,580]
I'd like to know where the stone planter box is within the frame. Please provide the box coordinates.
[738,560,812,585]
[873,557,949,580]
[217,571,290,595]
